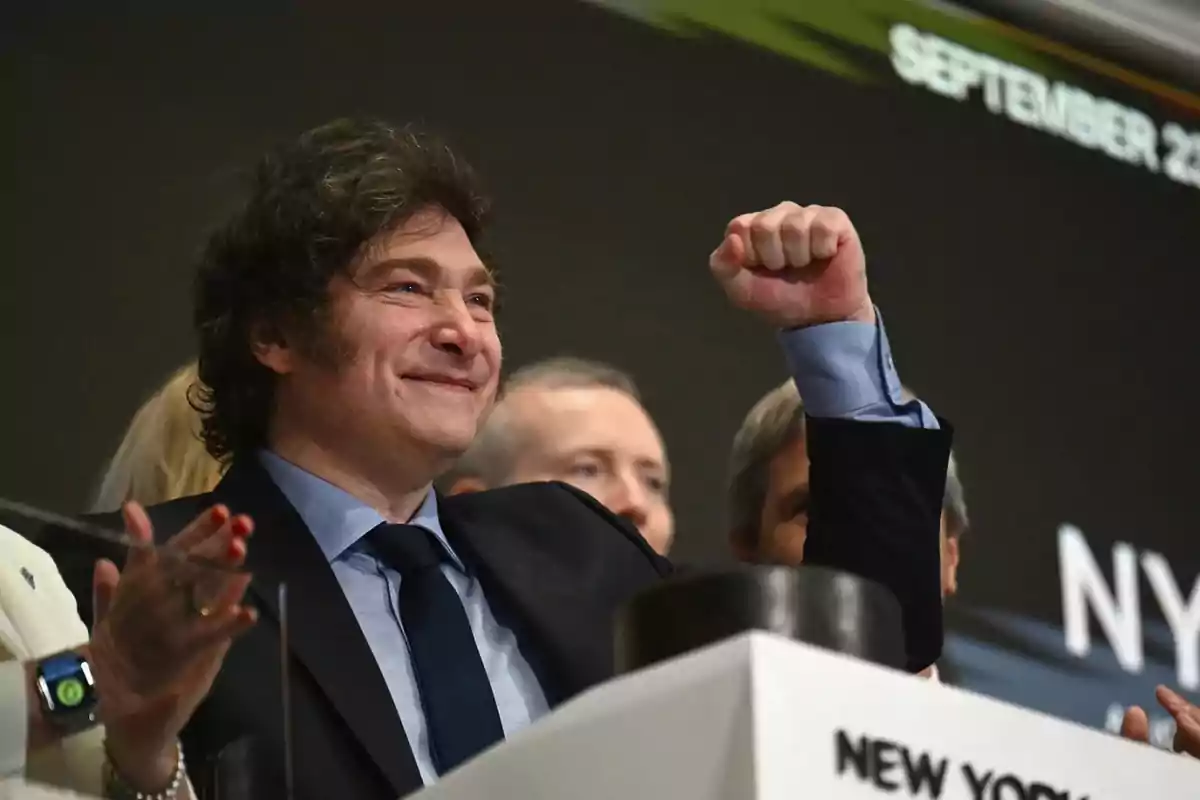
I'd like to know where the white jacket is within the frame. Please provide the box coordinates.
[0,524,105,797]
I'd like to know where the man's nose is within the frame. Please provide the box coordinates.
[429,293,483,358]
[608,474,650,530]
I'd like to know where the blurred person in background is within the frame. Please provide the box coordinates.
[725,378,1200,729]
[727,379,968,681]
[92,362,223,513]
[441,357,674,554]
[728,378,966,597]
[1,504,254,798]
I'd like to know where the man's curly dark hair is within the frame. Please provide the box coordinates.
[191,117,491,462]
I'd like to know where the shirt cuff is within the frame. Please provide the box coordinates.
[778,309,939,429]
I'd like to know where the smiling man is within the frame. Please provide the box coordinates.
[46,119,952,800]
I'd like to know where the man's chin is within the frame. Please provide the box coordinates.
[412,422,478,457]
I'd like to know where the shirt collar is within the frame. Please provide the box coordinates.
[257,450,463,571]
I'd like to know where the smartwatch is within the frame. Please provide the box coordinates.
[35,651,99,735]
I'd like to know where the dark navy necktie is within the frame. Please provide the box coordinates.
[367,523,505,774]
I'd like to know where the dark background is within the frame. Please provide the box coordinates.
[3,0,1198,719]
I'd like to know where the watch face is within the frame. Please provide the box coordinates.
[36,652,97,724]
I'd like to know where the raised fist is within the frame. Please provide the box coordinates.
[710,202,874,329]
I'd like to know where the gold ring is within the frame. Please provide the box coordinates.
[174,578,211,618]
[190,587,213,618]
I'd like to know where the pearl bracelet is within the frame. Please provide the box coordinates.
[102,740,185,800]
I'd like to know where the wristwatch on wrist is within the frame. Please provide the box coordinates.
[34,650,98,735]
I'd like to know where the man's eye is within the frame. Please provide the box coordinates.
[467,293,494,310]
[568,463,602,478]
[383,282,424,294]
[644,475,668,494]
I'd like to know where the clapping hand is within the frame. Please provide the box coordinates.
[88,502,257,791]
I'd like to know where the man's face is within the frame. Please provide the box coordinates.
[745,435,960,599]
[940,515,961,597]
[746,434,811,565]
[261,208,501,475]
[499,385,674,554]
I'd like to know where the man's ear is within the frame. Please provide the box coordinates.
[250,321,295,375]
[445,477,489,496]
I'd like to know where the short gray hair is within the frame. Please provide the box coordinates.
[440,356,641,489]
[728,379,806,546]
[728,379,970,545]
[502,356,640,400]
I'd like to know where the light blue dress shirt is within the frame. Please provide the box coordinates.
[257,310,938,787]
[259,452,549,786]
[780,311,940,430]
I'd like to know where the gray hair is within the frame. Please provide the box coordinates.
[728,379,970,545]
[728,379,807,546]
[501,356,640,400]
[943,450,970,538]
[440,356,641,489]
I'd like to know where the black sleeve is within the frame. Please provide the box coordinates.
[550,481,675,577]
[801,415,952,673]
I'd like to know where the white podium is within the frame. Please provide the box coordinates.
[416,632,1197,799]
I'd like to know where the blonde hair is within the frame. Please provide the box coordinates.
[91,362,223,512]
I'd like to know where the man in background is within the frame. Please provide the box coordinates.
[728,378,968,598]
[727,379,966,681]
[441,357,674,554]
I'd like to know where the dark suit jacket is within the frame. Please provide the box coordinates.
[42,416,950,800]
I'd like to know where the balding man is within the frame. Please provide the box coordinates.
[442,357,674,554]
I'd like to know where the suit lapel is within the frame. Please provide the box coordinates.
[438,497,611,706]
[213,460,421,797]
